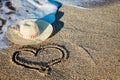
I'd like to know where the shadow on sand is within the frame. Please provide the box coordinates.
[51,11,64,37]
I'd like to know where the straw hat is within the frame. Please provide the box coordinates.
[6,19,53,45]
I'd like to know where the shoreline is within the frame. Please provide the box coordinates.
[0,3,120,80]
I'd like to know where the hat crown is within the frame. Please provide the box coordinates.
[19,21,40,39]
[6,19,53,45]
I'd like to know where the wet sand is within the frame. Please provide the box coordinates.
[0,2,120,80]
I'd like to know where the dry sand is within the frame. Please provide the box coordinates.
[0,3,120,80]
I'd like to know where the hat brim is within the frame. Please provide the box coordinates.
[6,19,53,45]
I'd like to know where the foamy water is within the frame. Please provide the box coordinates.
[56,0,102,8]
[56,0,119,8]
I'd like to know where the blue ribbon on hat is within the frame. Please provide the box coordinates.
[39,0,62,24]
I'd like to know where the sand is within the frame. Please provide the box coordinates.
[0,3,120,80]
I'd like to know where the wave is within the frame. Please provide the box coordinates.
[55,0,120,8]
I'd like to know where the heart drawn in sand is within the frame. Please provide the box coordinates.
[12,44,68,74]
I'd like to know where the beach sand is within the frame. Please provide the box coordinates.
[0,3,120,80]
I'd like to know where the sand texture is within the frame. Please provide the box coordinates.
[0,3,120,80]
